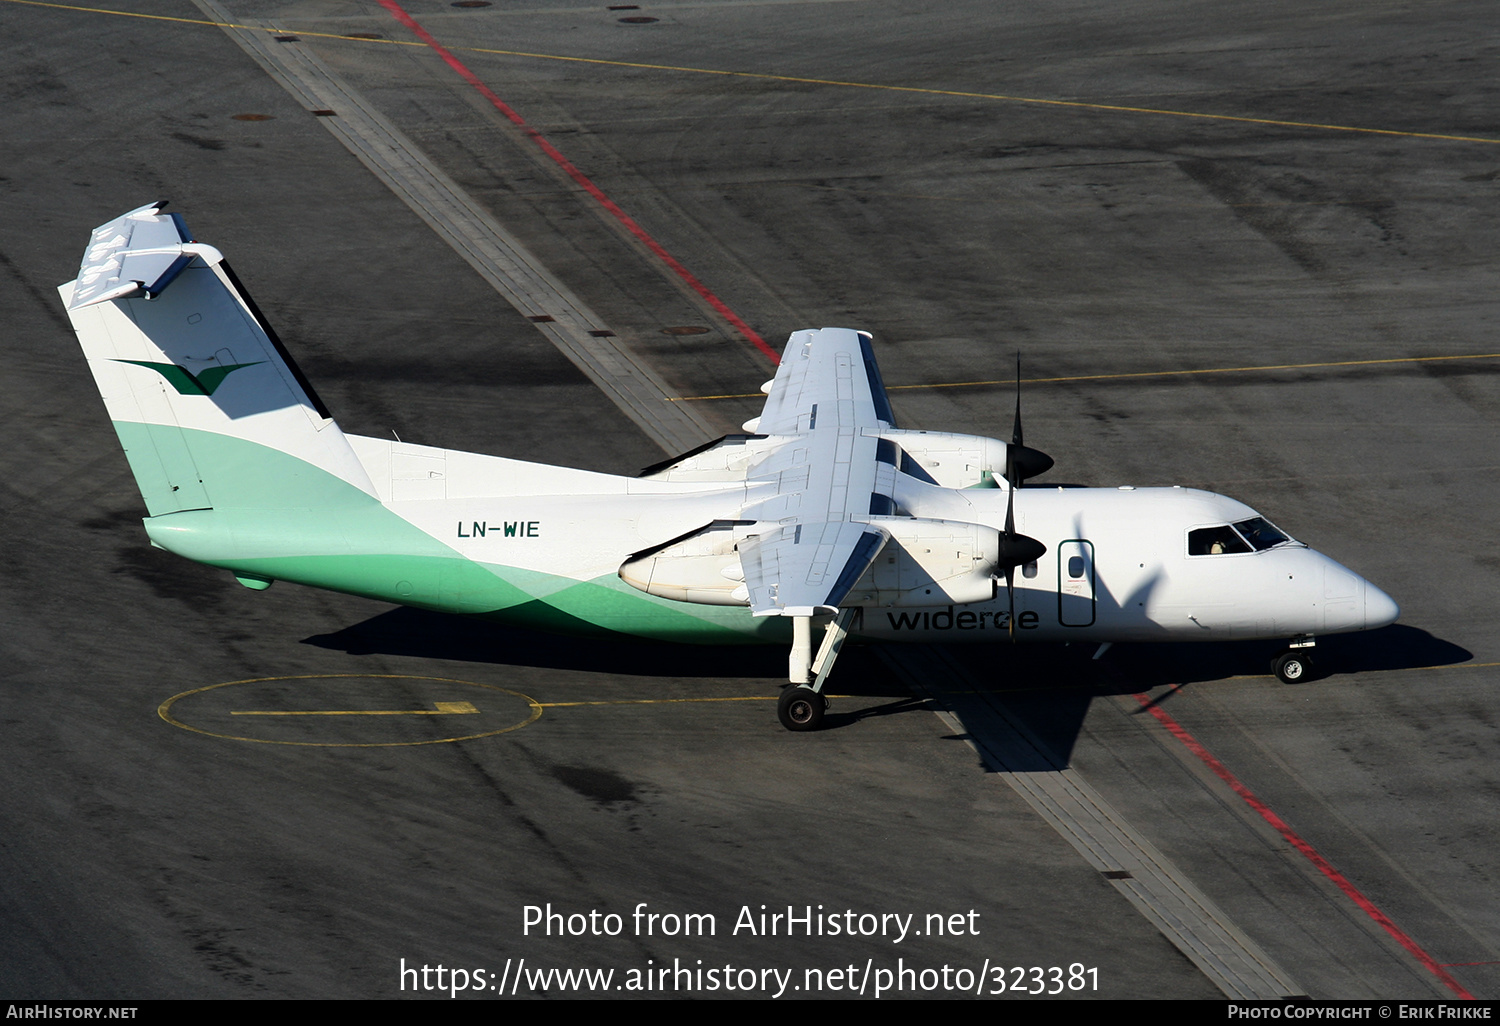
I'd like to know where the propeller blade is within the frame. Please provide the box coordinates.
[1005,472,1016,534]
[1011,352,1024,449]
[1006,565,1016,642]
[999,360,1048,643]
[1006,353,1053,485]
[998,481,1047,568]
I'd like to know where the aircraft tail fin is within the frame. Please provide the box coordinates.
[60,202,377,517]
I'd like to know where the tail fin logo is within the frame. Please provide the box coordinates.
[115,359,264,396]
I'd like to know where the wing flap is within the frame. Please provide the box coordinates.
[738,521,889,616]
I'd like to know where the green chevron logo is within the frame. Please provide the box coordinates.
[115,360,264,396]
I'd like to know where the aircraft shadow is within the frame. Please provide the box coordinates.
[303,606,791,681]
[1100,623,1470,691]
[306,611,1468,766]
[933,623,1471,769]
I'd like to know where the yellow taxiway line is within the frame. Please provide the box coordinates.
[671,352,1500,401]
[8,0,1499,146]
[231,701,479,715]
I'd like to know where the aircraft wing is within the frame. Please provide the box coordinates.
[737,328,900,615]
[752,327,898,434]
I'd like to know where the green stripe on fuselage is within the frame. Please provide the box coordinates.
[121,423,777,644]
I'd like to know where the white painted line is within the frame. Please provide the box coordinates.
[192,0,718,456]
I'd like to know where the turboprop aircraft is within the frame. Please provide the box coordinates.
[61,203,1399,730]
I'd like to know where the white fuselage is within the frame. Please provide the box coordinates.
[857,481,1396,643]
[367,436,1397,645]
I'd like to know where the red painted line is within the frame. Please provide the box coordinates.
[376,0,780,365]
[377,1,1465,996]
[358,4,1467,997]
[1137,694,1475,1000]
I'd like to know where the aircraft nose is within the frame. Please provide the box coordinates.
[1364,581,1400,629]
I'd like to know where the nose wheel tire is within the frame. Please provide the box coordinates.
[1273,651,1314,684]
[778,686,826,731]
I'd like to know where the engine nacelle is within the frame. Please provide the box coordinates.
[883,430,1008,489]
[622,516,1010,611]
[618,521,751,605]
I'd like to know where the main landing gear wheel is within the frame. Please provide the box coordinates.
[1272,651,1314,684]
[778,686,826,731]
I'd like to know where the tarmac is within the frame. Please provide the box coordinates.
[2,0,1497,999]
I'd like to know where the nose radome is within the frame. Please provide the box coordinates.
[1364,582,1400,629]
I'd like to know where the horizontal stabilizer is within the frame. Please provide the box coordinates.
[69,201,224,309]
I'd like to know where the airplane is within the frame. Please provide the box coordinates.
[60,203,1400,731]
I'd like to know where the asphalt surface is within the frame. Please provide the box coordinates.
[2,0,1497,1000]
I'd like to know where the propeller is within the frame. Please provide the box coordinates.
[998,353,1049,639]
[1007,352,1055,484]
[998,482,1047,640]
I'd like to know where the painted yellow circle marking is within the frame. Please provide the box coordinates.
[158,674,542,747]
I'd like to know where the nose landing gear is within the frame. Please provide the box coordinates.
[1272,635,1317,684]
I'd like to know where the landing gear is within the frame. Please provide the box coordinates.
[777,608,857,731]
[778,686,826,731]
[1272,649,1315,684]
[1271,634,1317,684]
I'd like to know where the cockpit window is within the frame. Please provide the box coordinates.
[1189,518,1294,556]
[1188,526,1252,556]
[1232,517,1291,551]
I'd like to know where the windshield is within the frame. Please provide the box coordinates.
[1188,526,1250,555]
[1233,517,1291,551]
[1188,517,1294,556]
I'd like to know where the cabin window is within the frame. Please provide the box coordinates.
[1188,525,1251,556]
[1067,555,1086,578]
[1022,560,1038,580]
